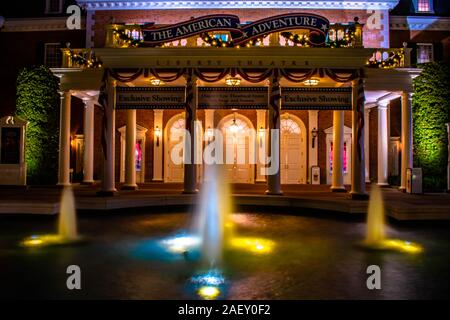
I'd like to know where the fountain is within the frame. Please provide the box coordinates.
[362,183,422,254]
[365,183,386,246]
[58,186,78,240]
[22,186,81,247]
[192,164,233,267]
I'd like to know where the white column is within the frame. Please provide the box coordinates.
[99,79,117,196]
[123,109,137,190]
[400,92,413,192]
[266,75,282,195]
[331,110,345,192]
[82,98,95,184]
[153,110,163,181]
[377,101,389,186]
[350,80,367,199]
[364,107,371,183]
[58,90,71,186]
[308,110,319,183]
[256,109,266,183]
[183,74,198,194]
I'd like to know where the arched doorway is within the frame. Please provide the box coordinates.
[164,113,203,182]
[218,113,255,183]
[280,113,307,184]
[164,114,185,182]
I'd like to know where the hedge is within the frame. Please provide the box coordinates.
[15,66,60,185]
[412,62,450,191]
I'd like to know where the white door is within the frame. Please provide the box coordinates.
[165,118,185,182]
[222,117,254,183]
[280,117,306,184]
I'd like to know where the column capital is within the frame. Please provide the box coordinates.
[377,100,389,109]
[59,90,71,98]
[351,78,364,88]
[401,91,413,101]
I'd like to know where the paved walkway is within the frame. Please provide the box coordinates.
[1,183,449,220]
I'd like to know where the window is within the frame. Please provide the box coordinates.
[329,142,348,173]
[417,43,434,64]
[45,0,63,14]
[213,33,229,42]
[44,43,62,68]
[416,0,433,13]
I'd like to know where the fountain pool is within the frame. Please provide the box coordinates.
[1,210,450,299]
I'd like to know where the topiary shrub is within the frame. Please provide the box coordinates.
[412,62,450,192]
[15,66,60,185]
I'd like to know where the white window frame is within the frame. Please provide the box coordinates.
[414,0,434,13]
[45,0,63,14]
[416,43,434,64]
[44,43,62,67]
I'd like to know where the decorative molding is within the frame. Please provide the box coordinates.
[390,15,450,31]
[76,0,399,10]
[2,17,86,32]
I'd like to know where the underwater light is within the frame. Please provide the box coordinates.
[382,239,423,254]
[21,234,68,247]
[229,237,274,254]
[198,286,220,300]
[191,270,225,286]
[160,235,201,253]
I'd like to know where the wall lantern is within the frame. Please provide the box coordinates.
[258,126,265,147]
[303,78,320,86]
[205,126,214,142]
[311,127,318,148]
[225,76,241,87]
[149,77,164,86]
[154,126,161,146]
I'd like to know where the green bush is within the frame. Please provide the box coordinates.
[15,66,60,185]
[412,62,450,191]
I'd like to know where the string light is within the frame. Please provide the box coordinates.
[367,49,404,69]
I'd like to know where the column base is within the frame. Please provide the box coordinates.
[96,189,118,197]
[152,179,163,182]
[365,179,371,183]
[377,182,390,187]
[398,187,406,193]
[265,190,283,195]
[121,184,138,190]
[182,189,199,194]
[81,180,95,185]
[349,192,369,200]
[57,182,71,187]
[330,187,347,193]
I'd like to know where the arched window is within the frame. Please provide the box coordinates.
[281,118,301,134]
[169,118,185,141]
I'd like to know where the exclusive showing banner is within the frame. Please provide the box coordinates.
[116,87,185,109]
[142,13,329,46]
[282,87,352,110]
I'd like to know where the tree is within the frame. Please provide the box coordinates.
[15,66,60,185]
[412,62,450,191]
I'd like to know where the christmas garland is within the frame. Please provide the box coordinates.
[367,49,404,69]
[112,26,144,47]
[280,32,310,46]
[200,33,265,48]
[67,46,102,68]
